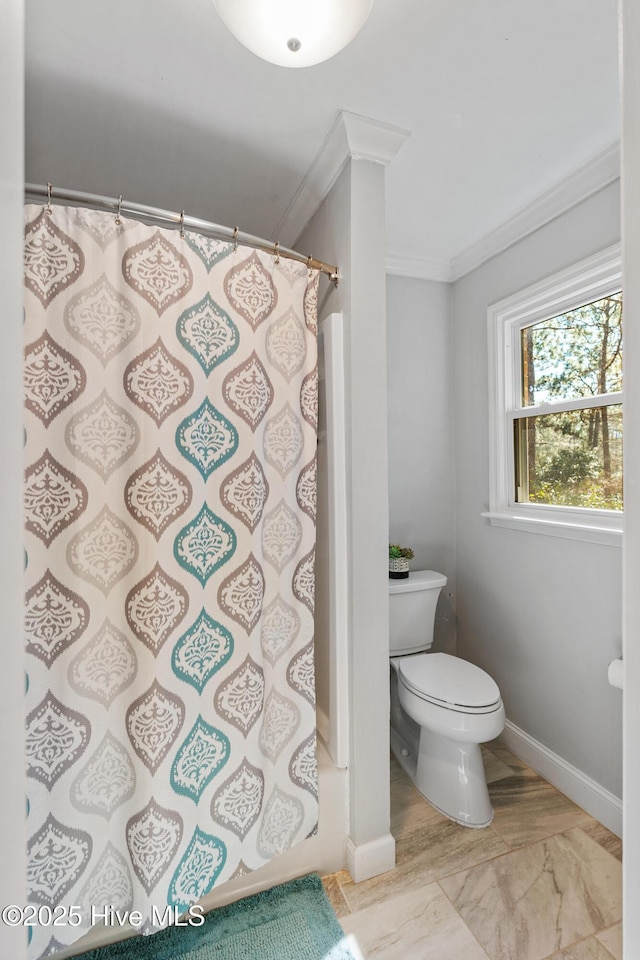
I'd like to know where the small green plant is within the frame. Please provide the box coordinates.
[389,543,414,560]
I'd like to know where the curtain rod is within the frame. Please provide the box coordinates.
[24,182,340,286]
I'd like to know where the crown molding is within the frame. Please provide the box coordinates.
[385,251,452,283]
[383,141,620,285]
[275,110,410,247]
[450,141,620,281]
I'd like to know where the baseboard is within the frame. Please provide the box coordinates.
[345,833,396,884]
[501,720,622,838]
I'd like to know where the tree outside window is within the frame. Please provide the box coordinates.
[515,293,623,510]
[486,245,622,545]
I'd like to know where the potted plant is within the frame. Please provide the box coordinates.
[389,543,414,579]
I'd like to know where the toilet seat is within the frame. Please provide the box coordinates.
[397,652,501,714]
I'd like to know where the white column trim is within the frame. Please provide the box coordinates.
[621,0,640,954]
[345,833,396,884]
[275,111,410,247]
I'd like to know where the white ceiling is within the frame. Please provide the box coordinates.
[24,0,620,279]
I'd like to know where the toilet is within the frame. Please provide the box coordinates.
[389,570,505,827]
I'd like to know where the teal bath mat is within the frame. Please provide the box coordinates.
[76,874,358,960]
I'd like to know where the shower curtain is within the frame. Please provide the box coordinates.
[23,204,319,959]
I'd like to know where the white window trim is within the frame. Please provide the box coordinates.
[484,243,623,547]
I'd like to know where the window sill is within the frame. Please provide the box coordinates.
[481,510,623,546]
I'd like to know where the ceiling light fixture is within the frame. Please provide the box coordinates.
[213,0,374,68]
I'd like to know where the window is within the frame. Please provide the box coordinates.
[486,245,622,545]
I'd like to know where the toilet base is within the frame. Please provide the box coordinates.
[417,727,493,828]
[390,719,495,828]
[389,662,503,828]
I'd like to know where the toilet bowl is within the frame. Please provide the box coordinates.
[391,653,505,826]
[389,571,505,827]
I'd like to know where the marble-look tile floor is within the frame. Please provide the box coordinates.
[323,740,622,960]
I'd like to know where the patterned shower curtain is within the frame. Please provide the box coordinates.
[23,204,319,959]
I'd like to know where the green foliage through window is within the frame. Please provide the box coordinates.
[515,294,623,511]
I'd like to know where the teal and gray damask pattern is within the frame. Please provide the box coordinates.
[23,205,319,960]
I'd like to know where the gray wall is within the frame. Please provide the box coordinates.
[386,184,623,797]
[387,275,455,652]
[0,0,27,956]
[452,181,623,796]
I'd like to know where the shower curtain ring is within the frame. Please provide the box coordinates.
[274,241,280,265]
[179,210,186,239]
[46,182,53,215]
[232,226,239,252]
[115,195,123,225]
[307,255,313,277]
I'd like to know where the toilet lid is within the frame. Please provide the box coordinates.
[398,652,501,709]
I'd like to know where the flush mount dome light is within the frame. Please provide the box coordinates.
[213,0,374,68]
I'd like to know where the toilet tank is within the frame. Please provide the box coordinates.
[389,569,447,656]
